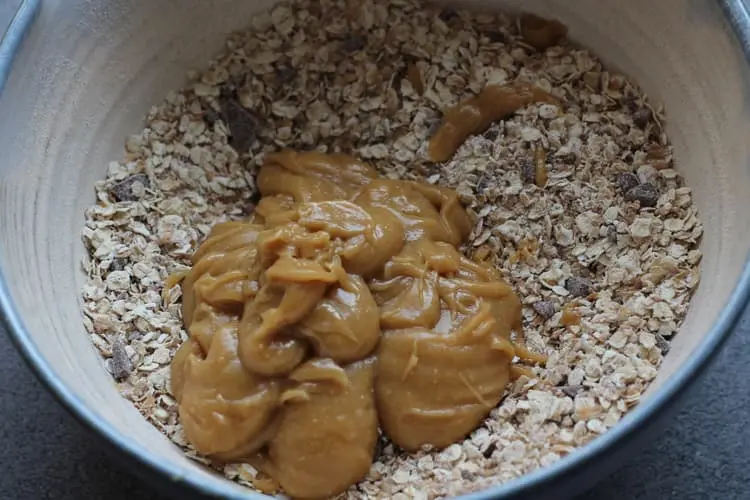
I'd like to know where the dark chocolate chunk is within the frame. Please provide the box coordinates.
[521,158,536,184]
[484,30,506,43]
[556,151,577,165]
[275,63,297,84]
[110,174,150,202]
[532,300,556,319]
[625,182,659,208]
[565,276,592,297]
[111,337,133,381]
[484,128,499,141]
[110,257,128,272]
[219,95,260,154]
[655,334,670,355]
[373,433,389,461]
[606,225,618,243]
[633,107,652,128]
[438,8,459,22]
[341,34,366,53]
[482,441,497,459]
[615,172,640,193]
[560,385,584,398]
[202,104,221,126]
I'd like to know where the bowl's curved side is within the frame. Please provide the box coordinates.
[0,1,269,498]
[723,0,750,55]
[1,1,750,500]
[0,0,37,87]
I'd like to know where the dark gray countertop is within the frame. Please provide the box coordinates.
[1,1,749,499]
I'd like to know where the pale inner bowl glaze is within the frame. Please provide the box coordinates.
[1,0,749,497]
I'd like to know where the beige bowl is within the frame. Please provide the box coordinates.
[2,0,750,498]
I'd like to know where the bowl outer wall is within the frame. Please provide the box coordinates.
[1,0,749,499]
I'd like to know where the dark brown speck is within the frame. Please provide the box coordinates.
[625,182,659,208]
[111,337,133,381]
[532,300,556,319]
[615,172,640,193]
[219,94,260,154]
[110,174,150,202]
[560,385,584,398]
[655,334,670,354]
[565,276,592,297]
[633,107,652,128]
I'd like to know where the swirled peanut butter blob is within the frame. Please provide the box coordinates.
[354,180,471,247]
[181,221,264,327]
[172,309,281,461]
[376,327,513,451]
[259,358,378,499]
[371,239,521,451]
[258,150,377,203]
[297,267,381,364]
[170,148,541,498]
[296,201,405,277]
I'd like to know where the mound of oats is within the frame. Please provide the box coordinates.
[80,0,702,497]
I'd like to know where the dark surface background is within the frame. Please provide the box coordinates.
[1,2,749,499]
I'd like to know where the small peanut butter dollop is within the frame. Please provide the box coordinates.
[171,149,542,498]
[428,82,558,163]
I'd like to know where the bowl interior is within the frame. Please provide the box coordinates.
[1,0,749,496]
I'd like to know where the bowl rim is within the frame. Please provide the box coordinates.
[1,0,750,498]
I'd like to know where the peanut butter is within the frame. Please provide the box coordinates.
[171,150,540,498]
[428,82,558,163]
[519,13,569,51]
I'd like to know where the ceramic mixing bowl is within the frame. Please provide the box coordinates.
[1,0,750,498]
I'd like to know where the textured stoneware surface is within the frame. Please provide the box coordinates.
[1,0,749,498]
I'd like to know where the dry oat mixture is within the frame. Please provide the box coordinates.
[80,0,703,497]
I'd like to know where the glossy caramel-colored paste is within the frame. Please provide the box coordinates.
[427,82,558,163]
[171,147,540,498]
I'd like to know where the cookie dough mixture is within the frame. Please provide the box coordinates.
[80,1,703,498]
